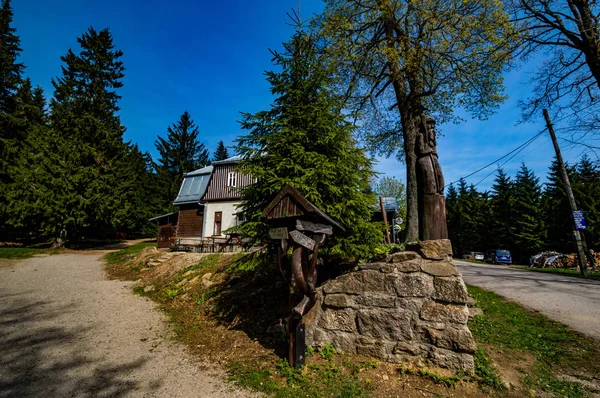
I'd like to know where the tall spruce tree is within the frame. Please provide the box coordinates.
[0,0,24,238]
[236,29,381,258]
[154,111,209,211]
[212,140,229,161]
[513,163,544,262]
[572,155,600,249]
[49,27,131,240]
[490,168,515,249]
[543,158,576,253]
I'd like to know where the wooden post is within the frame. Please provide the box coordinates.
[543,109,588,277]
[380,196,391,244]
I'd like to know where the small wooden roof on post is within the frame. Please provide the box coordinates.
[260,185,345,234]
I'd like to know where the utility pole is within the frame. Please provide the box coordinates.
[543,109,589,276]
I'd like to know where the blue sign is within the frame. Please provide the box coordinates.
[573,210,587,231]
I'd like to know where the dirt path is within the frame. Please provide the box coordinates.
[0,252,255,397]
[455,260,600,340]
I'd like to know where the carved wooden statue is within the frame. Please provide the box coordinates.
[417,115,448,240]
[262,186,344,368]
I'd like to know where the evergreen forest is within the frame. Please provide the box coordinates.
[0,0,218,244]
[446,157,600,264]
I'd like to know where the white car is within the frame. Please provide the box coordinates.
[474,252,484,261]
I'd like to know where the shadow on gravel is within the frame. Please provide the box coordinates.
[0,291,161,397]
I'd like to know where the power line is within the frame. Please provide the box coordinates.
[472,131,544,188]
[447,129,546,187]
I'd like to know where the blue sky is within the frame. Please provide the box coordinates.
[13,0,591,192]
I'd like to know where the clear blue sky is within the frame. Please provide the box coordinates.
[13,0,591,192]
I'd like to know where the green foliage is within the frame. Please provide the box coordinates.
[372,175,407,221]
[318,0,518,240]
[0,247,47,259]
[236,30,381,259]
[103,242,156,265]
[473,348,506,391]
[513,163,544,262]
[468,286,596,367]
[398,364,464,388]
[319,344,338,360]
[212,140,229,162]
[154,111,209,211]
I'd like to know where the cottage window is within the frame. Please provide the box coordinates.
[228,172,237,187]
[214,211,222,235]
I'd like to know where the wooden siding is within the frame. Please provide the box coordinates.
[203,164,253,201]
[157,224,176,248]
[177,204,204,237]
[266,195,304,219]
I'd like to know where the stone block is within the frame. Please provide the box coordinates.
[356,342,387,358]
[311,329,357,354]
[468,308,483,319]
[396,297,426,313]
[362,270,386,292]
[383,259,422,274]
[428,347,474,373]
[356,292,396,308]
[393,342,427,356]
[324,294,356,308]
[323,273,363,294]
[320,308,357,332]
[407,239,453,260]
[357,308,413,341]
[420,261,459,277]
[432,277,468,304]
[420,301,469,324]
[389,251,420,263]
[423,326,477,354]
[357,263,383,271]
[392,273,434,297]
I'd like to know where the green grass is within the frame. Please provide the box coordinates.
[0,247,48,259]
[513,266,600,281]
[104,242,156,265]
[467,284,599,397]
[228,354,372,398]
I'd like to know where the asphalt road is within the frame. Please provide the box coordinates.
[0,252,254,398]
[455,260,600,340]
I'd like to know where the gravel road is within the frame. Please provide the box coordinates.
[0,252,255,398]
[455,260,600,340]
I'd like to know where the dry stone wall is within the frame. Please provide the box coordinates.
[305,239,476,373]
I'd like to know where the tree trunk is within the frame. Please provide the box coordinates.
[377,0,422,241]
[400,108,421,241]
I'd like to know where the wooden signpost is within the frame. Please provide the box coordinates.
[261,185,344,368]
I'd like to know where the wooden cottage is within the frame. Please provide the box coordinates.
[200,155,253,237]
[172,165,213,244]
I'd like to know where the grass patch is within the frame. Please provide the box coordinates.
[104,242,156,265]
[0,247,48,259]
[468,284,600,397]
[513,266,600,281]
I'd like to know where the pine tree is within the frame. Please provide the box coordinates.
[513,163,544,262]
[154,111,209,211]
[490,168,515,249]
[572,155,600,250]
[49,27,131,240]
[543,157,575,253]
[212,140,229,161]
[236,29,381,258]
[445,183,461,255]
[0,0,24,239]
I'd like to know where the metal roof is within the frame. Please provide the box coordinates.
[375,197,400,212]
[173,165,213,206]
[149,211,178,222]
[210,155,242,165]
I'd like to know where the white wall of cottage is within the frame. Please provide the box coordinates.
[202,201,243,237]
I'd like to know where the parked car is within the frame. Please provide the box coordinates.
[484,249,512,264]
[462,251,485,261]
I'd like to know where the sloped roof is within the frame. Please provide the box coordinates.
[210,154,242,165]
[173,165,213,206]
[376,197,400,212]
